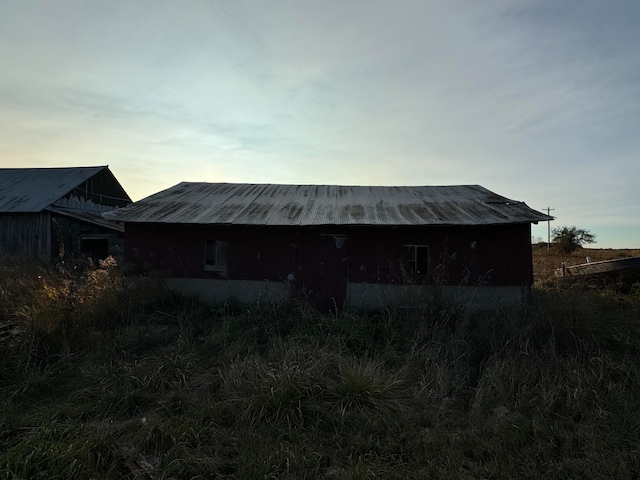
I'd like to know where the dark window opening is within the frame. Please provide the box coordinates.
[82,238,109,260]
[204,240,228,271]
[403,245,430,279]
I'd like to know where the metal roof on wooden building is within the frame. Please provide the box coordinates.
[105,182,553,226]
[0,166,119,213]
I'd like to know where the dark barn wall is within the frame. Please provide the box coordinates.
[0,212,125,260]
[124,222,534,289]
[124,223,296,280]
[345,223,533,286]
[0,212,51,257]
[51,215,124,260]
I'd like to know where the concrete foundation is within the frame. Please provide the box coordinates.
[347,282,529,312]
[161,277,529,312]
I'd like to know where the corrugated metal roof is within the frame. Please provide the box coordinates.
[105,182,553,226]
[0,166,108,213]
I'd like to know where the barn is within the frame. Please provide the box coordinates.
[0,166,131,259]
[105,182,552,312]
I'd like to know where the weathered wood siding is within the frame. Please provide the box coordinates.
[0,212,51,258]
[0,212,124,260]
[51,214,124,259]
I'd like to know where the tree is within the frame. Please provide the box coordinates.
[551,226,596,253]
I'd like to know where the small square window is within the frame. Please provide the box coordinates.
[204,240,228,271]
[403,245,430,276]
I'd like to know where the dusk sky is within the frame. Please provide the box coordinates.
[1,1,639,247]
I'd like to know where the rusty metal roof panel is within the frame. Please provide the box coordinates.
[266,185,313,225]
[104,182,553,226]
[299,185,338,225]
[225,184,308,225]
[0,166,107,212]
[182,183,252,224]
[336,186,389,225]
[216,184,276,225]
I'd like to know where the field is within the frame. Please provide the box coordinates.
[1,251,640,479]
[532,245,640,284]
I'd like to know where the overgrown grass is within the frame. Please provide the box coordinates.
[1,255,640,478]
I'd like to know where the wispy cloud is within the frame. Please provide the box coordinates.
[1,0,639,246]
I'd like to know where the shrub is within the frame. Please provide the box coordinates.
[552,226,596,253]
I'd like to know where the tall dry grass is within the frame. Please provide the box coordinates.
[1,253,640,478]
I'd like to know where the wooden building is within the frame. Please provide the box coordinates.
[0,166,131,259]
[105,183,552,311]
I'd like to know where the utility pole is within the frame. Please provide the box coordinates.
[545,207,555,251]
